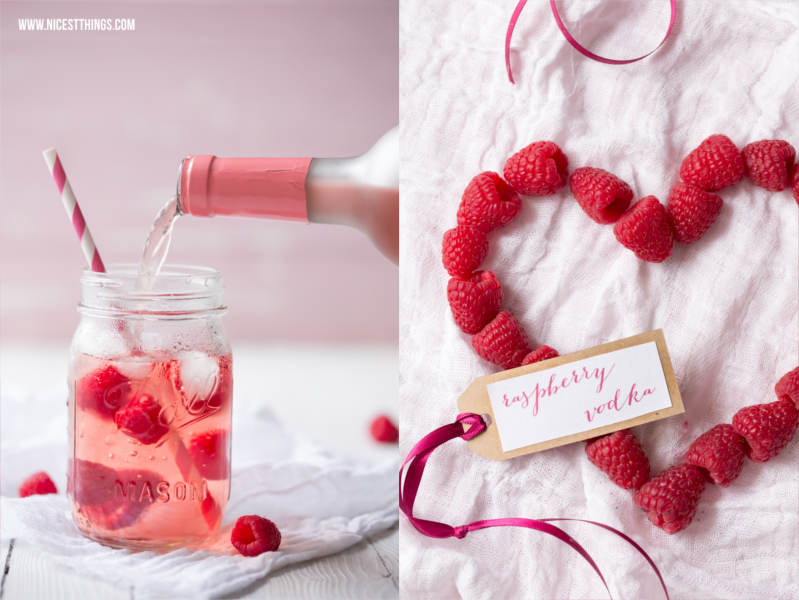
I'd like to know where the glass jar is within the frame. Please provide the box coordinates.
[66,265,232,550]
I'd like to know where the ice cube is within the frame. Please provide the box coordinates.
[114,358,155,382]
[176,354,221,415]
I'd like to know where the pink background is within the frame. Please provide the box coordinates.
[0,0,398,342]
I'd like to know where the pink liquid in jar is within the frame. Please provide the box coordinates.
[68,266,232,550]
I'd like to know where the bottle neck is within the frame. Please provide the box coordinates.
[305,157,373,227]
[177,128,398,223]
[178,156,312,222]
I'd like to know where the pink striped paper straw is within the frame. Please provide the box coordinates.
[43,148,105,272]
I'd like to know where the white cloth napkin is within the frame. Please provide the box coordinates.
[399,0,798,598]
[0,386,398,599]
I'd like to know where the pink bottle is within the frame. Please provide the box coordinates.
[176,127,398,265]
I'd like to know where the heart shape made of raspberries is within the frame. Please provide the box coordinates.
[440,137,799,535]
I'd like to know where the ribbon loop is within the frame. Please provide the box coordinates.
[400,413,670,600]
[456,412,486,440]
[506,0,678,83]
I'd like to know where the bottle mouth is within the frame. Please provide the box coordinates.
[78,264,227,319]
[176,157,186,215]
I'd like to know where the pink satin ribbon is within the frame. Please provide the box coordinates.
[506,0,678,83]
[400,413,670,600]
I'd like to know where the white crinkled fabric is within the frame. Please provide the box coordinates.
[399,0,798,598]
[0,387,397,599]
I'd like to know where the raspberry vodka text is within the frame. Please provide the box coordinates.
[502,364,615,416]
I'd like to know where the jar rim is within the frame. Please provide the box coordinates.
[81,264,223,292]
[78,263,227,318]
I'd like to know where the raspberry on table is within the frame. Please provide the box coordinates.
[457,172,522,233]
[447,271,503,335]
[521,345,559,366]
[633,463,706,534]
[679,134,745,192]
[231,515,282,556]
[114,390,170,446]
[667,182,723,244]
[187,429,229,480]
[732,398,799,463]
[791,163,799,204]
[19,472,58,498]
[569,167,633,224]
[585,429,650,490]
[370,415,399,443]
[742,139,796,192]
[775,366,799,407]
[503,141,569,196]
[684,424,747,487]
[76,365,135,421]
[471,310,532,370]
[613,196,674,263]
[442,225,488,279]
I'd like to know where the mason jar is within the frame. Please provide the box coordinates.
[66,265,232,550]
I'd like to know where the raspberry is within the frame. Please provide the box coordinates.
[186,429,229,480]
[679,134,745,192]
[457,172,522,233]
[732,398,799,463]
[72,459,118,507]
[569,167,634,225]
[447,271,503,335]
[585,429,650,490]
[231,515,281,556]
[471,310,532,370]
[114,387,170,446]
[19,472,58,498]
[684,424,747,487]
[613,196,674,263]
[442,225,488,278]
[76,365,136,420]
[775,366,799,406]
[503,141,569,196]
[521,345,559,366]
[742,139,796,192]
[791,163,799,204]
[72,460,159,530]
[370,415,399,443]
[666,182,723,244]
[633,463,706,534]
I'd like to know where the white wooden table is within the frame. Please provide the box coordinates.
[0,526,398,600]
[0,342,399,599]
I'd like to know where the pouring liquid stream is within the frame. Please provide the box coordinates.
[138,195,181,278]
[128,195,181,349]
